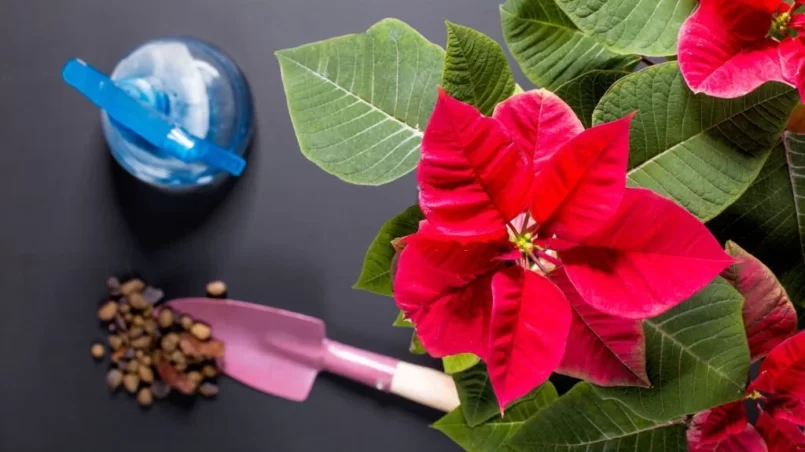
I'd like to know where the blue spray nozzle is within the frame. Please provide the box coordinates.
[62,58,245,177]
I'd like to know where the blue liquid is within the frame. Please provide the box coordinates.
[102,38,253,190]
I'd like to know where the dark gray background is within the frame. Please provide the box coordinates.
[0,0,535,451]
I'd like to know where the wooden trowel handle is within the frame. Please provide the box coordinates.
[390,361,460,412]
[322,339,460,412]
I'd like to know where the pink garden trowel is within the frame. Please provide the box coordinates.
[166,298,460,412]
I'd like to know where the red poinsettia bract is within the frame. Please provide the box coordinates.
[687,244,800,451]
[679,0,805,100]
[688,331,805,452]
[393,88,733,410]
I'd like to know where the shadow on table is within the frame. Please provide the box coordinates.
[106,130,258,252]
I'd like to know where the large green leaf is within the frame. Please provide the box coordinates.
[597,278,750,421]
[554,70,629,128]
[442,21,515,115]
[452,363,499,427]
[443,354,481,375]
[593,62,799,222]
[709,142,805,306]
[507,383,686,451]
[500,0,639,90]
[353,205,423,296]
[434,382,558,452]
[276,19,443,185]
[555,0,696,56]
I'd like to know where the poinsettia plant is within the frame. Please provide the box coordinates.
[396,88,733,409]
[277,0,805,449]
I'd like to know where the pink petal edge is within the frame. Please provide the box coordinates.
[722,241,797,361]
[678,0,790,98]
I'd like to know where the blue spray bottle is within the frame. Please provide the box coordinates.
[63,38,254,190]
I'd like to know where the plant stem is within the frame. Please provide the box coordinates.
[528,251,549,274]
[640,56,655,66]
[535,250,561,267]
[519,212,531,234]
[506,220,519,236]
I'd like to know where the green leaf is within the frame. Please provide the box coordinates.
[507,383,686,451]
[555,0,697,56]
[353,205,423,296]
[442,21,515,115]
[394,312,425,355]
[597,278,750,421]
[554,70,629,128]
[393,311,413,328]
[409,332,426,355]
[709,142,805,307]
[434,382,558,452]
[276,19,444,185]
[500,0,639,90]
[453,363,499,427]
[785,134,805,271]
[593,62,799,222]
[443,354,481,375]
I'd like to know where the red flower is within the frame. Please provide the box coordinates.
[752,332,805,407]
[687,249,801,451]
[678,0,805,101]
[687,402,764,452]
[394,89,733,410]
[687,332,805,451]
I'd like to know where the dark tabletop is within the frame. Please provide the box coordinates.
[0,0,530,451]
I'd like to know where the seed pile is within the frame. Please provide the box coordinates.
[92,276,226,407]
